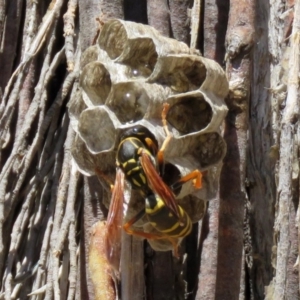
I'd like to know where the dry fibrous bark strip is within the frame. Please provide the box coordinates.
[0,0,6,50]
[203,0,229,64]
[16,0,40,136]
[196,1,229,298]
[169,0,190,43]
[248,0,278,297]
[64,0,78,72]
[31,148,65,297]
[0,37,65,182]
[99,0,124,20]
[68,221,78,300]
[1,113,70,299]
[0,47,67,221]
[50,125,76,300]
[196,197,219,299]
[147,0,170,36]
[215,0,255,299]
[45,126,71,300]
[190,0,201,49]
[0,0,65,120]
[21,0,39,55]
[0,0,23,91]
[0,38,65,281]
[78,0,101,51]
[274,1,300,298]
[3,46,70,191]
[1,3,80,299]
[54,149,79,255]
[0,1,82,299]
[120,234,144,300]
[78,0,124,51]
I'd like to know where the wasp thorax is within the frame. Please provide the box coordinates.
[70,19,229,252]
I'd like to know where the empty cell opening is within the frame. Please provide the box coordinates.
[107,82,150,124]
[191,133,226,168]
[151,56,207,93]
[99,20,127,59]
[80,62,111,105]
[125,39,158,78]
[78,108,116,153]
[185,60,207,89]
[99,20,158,78]
[167,96,213,135]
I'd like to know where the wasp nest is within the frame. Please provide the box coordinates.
[69,19,228,251]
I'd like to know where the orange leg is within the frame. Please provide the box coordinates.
[172,169,203,190]
[157,103,172,165]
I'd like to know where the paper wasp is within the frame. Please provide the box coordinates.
[103,103,202,274]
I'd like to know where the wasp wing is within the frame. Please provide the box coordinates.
[139,151,182,221]
[105,168,124,277]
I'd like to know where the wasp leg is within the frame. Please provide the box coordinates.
[170,239,180,258]
[157,103,172,165]
[171,169,203,191]
[95,167,115,191]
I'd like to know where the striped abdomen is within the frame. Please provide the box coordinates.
[145,194,192,238]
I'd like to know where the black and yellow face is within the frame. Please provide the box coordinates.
[119,126,158,157]
[116,126,158,191]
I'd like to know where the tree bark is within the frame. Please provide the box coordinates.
[0,0,299,299]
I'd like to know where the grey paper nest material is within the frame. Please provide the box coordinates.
[69,19,229,251]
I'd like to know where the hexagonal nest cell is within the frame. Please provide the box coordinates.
[99,20,158,78]
[148,55,207,93]
[106,82,151,123]
[167,95,213,135]
[80,62,112,105]
[69,19,229,249]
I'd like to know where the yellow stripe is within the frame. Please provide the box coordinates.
[177,217,191,237]
[141,174,146,184]
[146,199,165,214]
[160,220,180,234]
[127,158,137,165]
[162,219,191,237]
[126,166,140,175]
[119,138,140,150]
[132,178,142,187]
[131,139,141,149]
